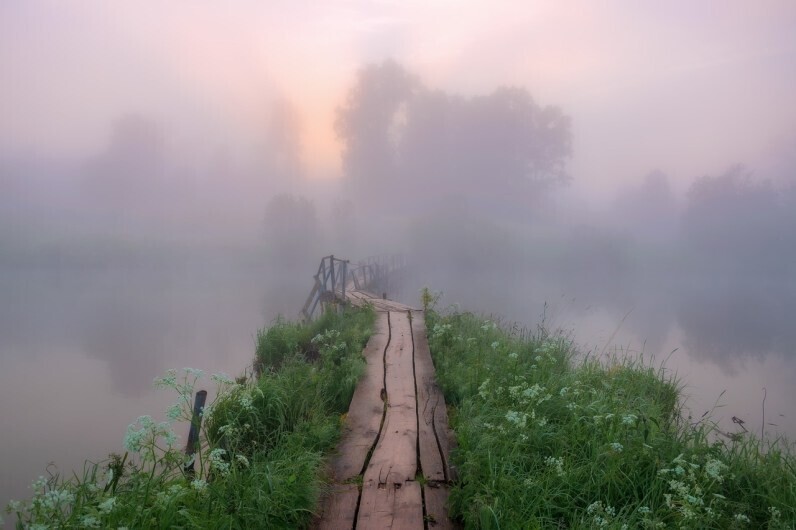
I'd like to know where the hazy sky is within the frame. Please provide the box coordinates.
[2,1,795,198]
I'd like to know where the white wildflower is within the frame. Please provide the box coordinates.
[191,478,208,493]
[166,403,182,421]
[154,369,178,388]
[238,393,254,412]
[163,429,177,447]
[98,496,116,514]
[211,372,235,385]
[522,384,544,400]
[505,410,527,428]
[508,385,523,399]
[209,448,230,477]
[544,456,565,477]
[508,352,518,359]
[587,501,603,515]
[704,458,727,482]
[184,367,205,378]
[32,476,47,491]
[478,379,490,400]
[80,515,100,528]
[609,442,623,453]
[621,414,637,425]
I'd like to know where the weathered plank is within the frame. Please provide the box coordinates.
[424,484,455,530]
[318,303,457,529]
[315,484,360,530]
[363,312,417,486]
[346,290,418,312]
[357,480,424,530]
[330,312,389,482]
[410,311,446,482]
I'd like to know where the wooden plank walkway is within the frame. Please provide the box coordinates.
[315,291,455,529]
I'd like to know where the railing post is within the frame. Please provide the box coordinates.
[184,389,207,476]
[341,260,348,301]
[329,255,336,299]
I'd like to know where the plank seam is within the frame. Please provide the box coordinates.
[352,311,392,529]
[410,310,430,530]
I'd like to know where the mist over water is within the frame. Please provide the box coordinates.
[2,1,796,519]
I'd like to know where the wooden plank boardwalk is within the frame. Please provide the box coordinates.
[315,290,456,529]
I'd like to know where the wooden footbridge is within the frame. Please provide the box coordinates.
[306,256,456,529]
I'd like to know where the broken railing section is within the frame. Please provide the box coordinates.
[301,254,407,322]
[301,255,350,322]
[348,254,407,296]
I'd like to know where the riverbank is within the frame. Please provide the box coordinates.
[4,307,375,529]
[6,300,795,528]
[425,303,795,528]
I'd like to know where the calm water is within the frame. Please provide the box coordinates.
[0,258,297,520]
[429,271,796,439]
[2,260,795,523]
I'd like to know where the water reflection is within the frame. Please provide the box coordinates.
[410,264,796,439]
[677,279,796,368]
[80,297,170,396]
[0,257,306,519]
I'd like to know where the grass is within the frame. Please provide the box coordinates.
[425,302,795,529]
[5,305,375,529]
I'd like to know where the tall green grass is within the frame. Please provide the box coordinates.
[426,307,795,529]
[5,306,374,529]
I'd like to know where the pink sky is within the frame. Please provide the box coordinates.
[2,1,795,197]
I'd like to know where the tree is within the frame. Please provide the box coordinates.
[681,165,785,273]
[265,98,304,188]
[334,60,419,194]
[334,61,572,215]
[83,114,167,204]
[613,170,678,241]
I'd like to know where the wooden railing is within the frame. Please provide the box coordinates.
[348,254,406,293]
[301,254,407,321]
[301,255,350,322]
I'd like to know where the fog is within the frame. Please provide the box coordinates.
[2,0,796,517]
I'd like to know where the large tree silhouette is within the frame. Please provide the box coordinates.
[334,60,419,195]
[335,61,571,215]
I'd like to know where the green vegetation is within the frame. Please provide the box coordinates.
[5,306,374,529]
[425,304,795,529]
